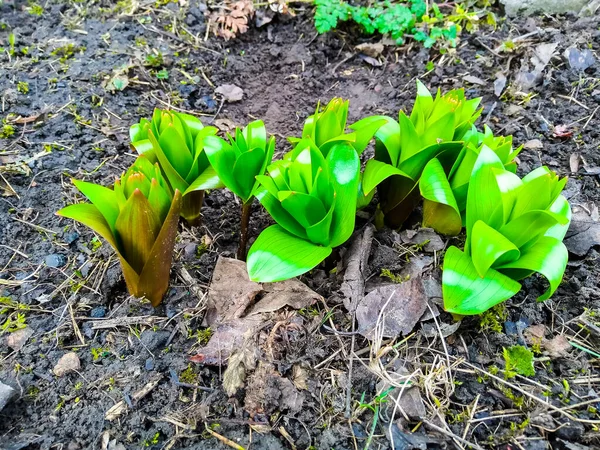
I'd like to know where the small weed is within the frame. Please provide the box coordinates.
[479,303,508,333]
[179,364,197,384]
[51,44,86,63]
[503,345,535,378]
[380,268,409,283]
[17,81,29,94]
[27,2,44,16]
[145,51,164,68]
[0,123,15,139]
[90,347,110,361]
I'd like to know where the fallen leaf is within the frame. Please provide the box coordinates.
[399,228,445,252]
[291,364,309,390]
[553,124,573,139]
[564,203,600,256]
[494,72,507,97]
[53,352,80,377]
[359,54,382,67]
[356,277,428,339]
[341,225,375,312]
[532,43,558,72]
[583,166,600,175]
[194,256,320,366]
[564,47,596,71]
[203,257,262,326]
[505,104,524,116]
[355,42,384,57]
[570,153,581,173]
[244,362,305,415]
[523,139,544,150]
[544,335,571,358]
[463,75,486,86]
[421,320,461,338]
[215,84,244,102]
[214,118,237,134]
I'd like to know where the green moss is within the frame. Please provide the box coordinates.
[179,364,197,384]
[0,124,15,138]
[380,268,409,283]
[479,303,508,333]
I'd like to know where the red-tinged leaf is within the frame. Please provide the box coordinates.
[115,189,161,274]
[137,190,183,306]
[247,225,332,282]
[442,246,521,316]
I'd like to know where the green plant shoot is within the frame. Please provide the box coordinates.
[247,140,360,282]
[353,80,482,228]
[290,97,386,208]
[419,125,522,235]
[57,156,182,307]
[203,120,275,260]
[442,146,571,315]
[130,109,220,226]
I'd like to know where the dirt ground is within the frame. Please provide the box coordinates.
[1,1,600,449]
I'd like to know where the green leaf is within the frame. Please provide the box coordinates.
[497,236,568,301]
[148,131,188,194]
[158,124,193,177]
[279,191,326,229]
[184,166,225,194]
[362,159,412,197]
[544,195,571,241]
[352,116,401,166]
[327,143,360,247]
[499,208,569,249]
[465,146,505,252]
[398,111,422,164]
[419,158,461,235]
[57,203,119,251]
[470,220,520,277]
[115,190,161,274]
[130,139,157,162]
[232,148,265,202]
[247,225,332,282]
[399,141,464,181]
[204,135,239,196]
[244,120,267,151]
[503,345,535,377]
[442,246,521,316]
[72,180,120,234]
[255,189,307,239]
[137,190,182,306]
[351,117,387,154]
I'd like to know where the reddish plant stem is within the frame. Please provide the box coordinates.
[237,199,253,261]
[181,190,204,227]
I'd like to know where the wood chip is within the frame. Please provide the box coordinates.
[105,375,163,421]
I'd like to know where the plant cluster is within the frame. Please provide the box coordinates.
[58,82,570,316]
[314,0,475,47]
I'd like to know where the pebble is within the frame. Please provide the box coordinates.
[64,232,79,244]
[145,358,155,371]
[90,306,106,318]
[0,381,16,411]
[6,327,34,352]
[53,352,81,377]
[45,254,66,268]
[140,330,170,351]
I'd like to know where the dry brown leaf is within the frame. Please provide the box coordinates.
[570,153,581,173]
[523,139,544,150]
[213,0,254,40]
[356,277,427,339]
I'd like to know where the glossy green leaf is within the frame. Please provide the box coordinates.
[244,120,267,151]
[499,208,569,249]
[465,146,505,251]
[362,159,412,197]
[352,116,401,166]
[442,246,521,316]
[148,131,188,194]
[147,178,172,223]
[204,135,238,194]
[247,225,332,282]
[255,188,307,239]
[398,111,422,164]
[57,203,120,251]
[279,191,326,229]
[419,158,461,235]
[470,220,520,277]
[351,117,388,154]
[158,124,193,177]
[232,148,266,201]
[497,236,568,301]
[544,195,572,241]
[72,180,120,233]
[184,165,224,194]
[327,143,360,247]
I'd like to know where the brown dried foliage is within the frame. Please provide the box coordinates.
[212,0,254,40]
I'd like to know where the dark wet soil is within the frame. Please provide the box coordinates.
[1,2,600,449]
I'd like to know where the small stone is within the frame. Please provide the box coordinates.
[53,352,81,377]
[183,243,198,260]
[64,232,79,244]
[145,358,155,371]
[140,330,170,351]
[45,254,67,268]
[6,327,34,351]
[0,381,16,411]
[90,306,106,318]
